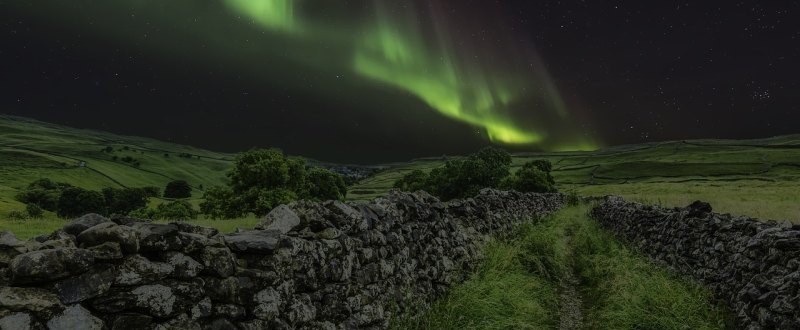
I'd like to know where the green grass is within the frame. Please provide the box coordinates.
[351,137,800,222]
[0,115,234,217]
[2,215,262,240]
[396,205,729,329]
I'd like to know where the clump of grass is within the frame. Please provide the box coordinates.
[568,205,729,329]
[397,205,729,329]
[395,235,560,330]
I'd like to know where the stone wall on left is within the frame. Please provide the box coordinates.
[0,189,566,330]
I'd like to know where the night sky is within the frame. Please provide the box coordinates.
[2,1,798,163]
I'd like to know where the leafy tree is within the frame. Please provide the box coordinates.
[153,200,197,220]
[102,187,149,215]
[164,180,192,199]
[393,170,429,192]
[503,161,557,193]
[57,187,105,218]
[200,149,347,219]
[141,186,161,198]
[307,167,347,201]
[15,178,72,211]
[199,186,244,219]
[26,204,44,219]
[7,210,27,221]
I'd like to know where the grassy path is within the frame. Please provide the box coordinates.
[395,204,729,329]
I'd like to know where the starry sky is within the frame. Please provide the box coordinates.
[1,0,798,163]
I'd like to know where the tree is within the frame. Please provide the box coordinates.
[57,187,105,218]
[102,187,149,215]
[153,200,197,220]
[393,147,513,201]
[503,160,557,193]
[393,170,429,192]
[164,180,192,199]
[200,148,347,219]
[306,168,347,201]
[26,204,44,219]
[15,178,72,211]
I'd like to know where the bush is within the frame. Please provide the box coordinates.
[503,161,556,193]
[200,149,347,219]
[15,178,73,211]
[57,187,106,218]
[306,168,347,201]
[102,187,149,216]
[153,200,197,220]
[200,186,244,219]
[164,180,192,199]
[7,210,28,221]
[26,204,44,219]
[392,147,513,201]
[141,186,161,198]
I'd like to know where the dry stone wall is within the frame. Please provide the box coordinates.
[0,189,566,330]
[592,196,800,329]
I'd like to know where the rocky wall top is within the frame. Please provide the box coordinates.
[0,189,566,330]
[592,197,800,329]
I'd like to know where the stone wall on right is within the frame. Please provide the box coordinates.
[591,196,800,329]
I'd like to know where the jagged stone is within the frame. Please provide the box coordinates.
[63,213,112,236]
[46,304,103,330]
[252,287,282,321]
[0,286,63,317]
[162,251,203,279]
[54,265,115,304]
[256,205,302,233]
[77,222,140,254]
[115,255,174,286]
[0,312,38,330]
[131,284,176,318]
[133,223,183,252]
[87,241,123,260]
[111,313,153,330]
[198,246,235,278]
[224,230,281,253]
[10,248,94,284]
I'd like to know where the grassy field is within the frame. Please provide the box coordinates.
[395,205,729,329]
[351,136,800,222]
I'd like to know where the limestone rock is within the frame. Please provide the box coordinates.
[115,255,174,286]
[10,248,94,284]
[224,230,281,254]
[77,222,140,254]
[198,246,236,278]
[0,286,63,317]
[54,266,115,304]
[256,205,302,234]
[0,312,38,330]
[46,304,103,330]
[63,213,112,236]
[162,251,203,279]
[131,284,176,318]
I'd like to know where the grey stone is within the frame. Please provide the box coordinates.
[54,266,115,304]
[131,284,176,318]
[87,241,123,260]
[47,304,103,330]
[63,213,112,236]
[0,312,37,330]
[115,255,174,286]
[224,230,281,253]
[10,248,94,284]
[0,286,63,316]
[111,313,153,330]
[252,287,281,320]
[132,223,182,252]
[163,251,203,279]
[256,205,302,234]
[78,222,140,254]
[198,246,235,278]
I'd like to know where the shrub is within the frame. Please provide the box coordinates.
[141,186,161,198]
[57,187,106,218]
[504,162,556,193]
[306,167,347,201]
[153,200,197,220]
[26,204,44,219]
[102,187,149,216]
[7,210,28,221]
[392,147,513,201]
[164,180,192,199]
[15,178,73,211]
[200,149,347,219]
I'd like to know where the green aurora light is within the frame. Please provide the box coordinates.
[17,0,600,151]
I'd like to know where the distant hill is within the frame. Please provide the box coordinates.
[0,115,234,213]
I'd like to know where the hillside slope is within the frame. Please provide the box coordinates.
[351,135,800,221]
[0,115,234,212]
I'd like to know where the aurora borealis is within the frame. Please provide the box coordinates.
[2,1,797,162]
